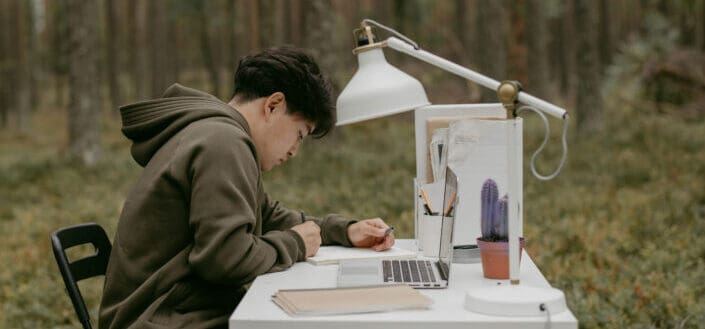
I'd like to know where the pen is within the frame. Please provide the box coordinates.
[419,188,434,215]
[384,227,394,237]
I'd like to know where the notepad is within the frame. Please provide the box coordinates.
[272,284,432,316]
[307,246,417,265]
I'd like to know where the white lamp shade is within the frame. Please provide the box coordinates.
[336,48,430,125]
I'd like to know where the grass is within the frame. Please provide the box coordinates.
[525,111,705,328]
[1,92,704,328]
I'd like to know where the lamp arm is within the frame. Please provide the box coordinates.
[385,37,568,120]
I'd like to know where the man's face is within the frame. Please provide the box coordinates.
[258,106,314,172]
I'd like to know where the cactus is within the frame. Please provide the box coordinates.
[480,179,498,238]
[480,179,509,242]
[495,195,508,239]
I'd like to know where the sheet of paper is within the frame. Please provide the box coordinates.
[445,119,522,245]
[307,246,417,265]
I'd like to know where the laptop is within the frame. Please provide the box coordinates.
[337,167,459,289]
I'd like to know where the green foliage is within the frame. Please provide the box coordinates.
[603,11,705,121]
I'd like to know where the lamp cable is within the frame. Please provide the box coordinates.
[515,106,569,181]
[361,19,419,49]
[540,303,553,329]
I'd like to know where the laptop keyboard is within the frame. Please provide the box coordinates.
[382,259,436,283]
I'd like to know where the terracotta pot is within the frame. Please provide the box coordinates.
[476,237,525,279]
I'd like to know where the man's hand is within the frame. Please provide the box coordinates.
[347,218,395,251]
[290,221,321,257]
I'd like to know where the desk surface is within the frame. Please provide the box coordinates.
[230,240,577,329]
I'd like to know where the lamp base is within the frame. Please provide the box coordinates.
[465,284,567,317]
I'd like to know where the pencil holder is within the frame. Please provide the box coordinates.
[414,181,443,252]
[420,214,443,257]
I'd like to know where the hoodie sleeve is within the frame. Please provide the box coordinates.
[261,194,356,247]
[173,121,304,285]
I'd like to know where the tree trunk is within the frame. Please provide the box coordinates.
[126,0,141,101]
[0,0,12,127]
[574,0,603,133]
[289,0,302,45]
[558,0,576,96]
[508,0,527,84]
[702,0,705,51]
[526,0,550,99]
[48,0,68,108]
[148,0,172,97]
[455,0,473,60]
[227,0,240,97]
[17,0,32,131]
[304,0,338,89]
[166,3,180,88]
[248,0,261,50]
[273,0,287,45]
[65,0,102,166]
[5,0,32,131]
[452,0,482,102]
[598,0,613,76]
[135,0,151,99]
[475,0,509,102]
[392,0,420,40]
[105,0,122,110]
[331,0,357,28]
[197,1,221,97]
[27,0,39,113]
[697,0,705,51]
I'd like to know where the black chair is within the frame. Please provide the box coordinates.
[51,223,112,329]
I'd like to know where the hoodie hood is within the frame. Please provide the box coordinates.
[120,84,248,166]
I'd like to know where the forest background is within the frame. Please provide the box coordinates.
[1,0,704,328]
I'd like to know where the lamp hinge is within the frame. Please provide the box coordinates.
[497,80,523,118]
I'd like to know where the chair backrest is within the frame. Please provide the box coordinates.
[50,223,112,329]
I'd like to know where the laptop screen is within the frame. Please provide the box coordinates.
[437,167,458,278]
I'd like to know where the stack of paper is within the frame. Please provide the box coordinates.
[307,246,417,265]
[272,285,432,316]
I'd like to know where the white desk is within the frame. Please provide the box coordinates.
[230,240,578,329]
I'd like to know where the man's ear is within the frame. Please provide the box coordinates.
[263,92,286,119]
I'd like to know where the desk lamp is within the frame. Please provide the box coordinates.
[336,19,569,317]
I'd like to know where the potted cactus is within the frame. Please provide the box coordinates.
[477,178,524,279]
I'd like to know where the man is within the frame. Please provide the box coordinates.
[99,47,395,329]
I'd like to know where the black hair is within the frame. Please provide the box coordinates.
[232,46,335,138]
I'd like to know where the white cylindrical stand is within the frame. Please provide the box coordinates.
[465,284,568,316]
[507,118,521,283]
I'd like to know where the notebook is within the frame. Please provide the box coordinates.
[338,168,459,289]
[272,284,432,316]
[307,245,417,265]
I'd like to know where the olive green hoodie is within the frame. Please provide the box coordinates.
[99,84,354,329]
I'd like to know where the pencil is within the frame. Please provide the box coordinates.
[419,188,434,214]
[444,191,457,216]
[384,227,395,237]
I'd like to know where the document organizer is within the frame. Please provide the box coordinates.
[413,104,523,247]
